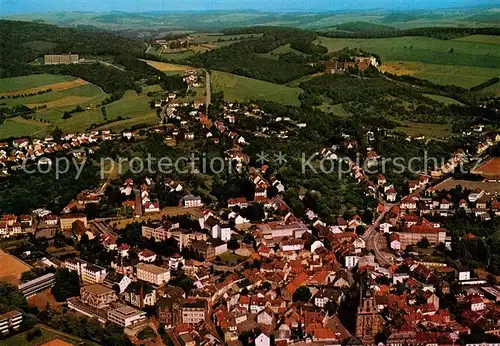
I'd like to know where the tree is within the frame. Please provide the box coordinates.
[356,225,366,236]
[51,268,80,302]
[417,237,430,248]
[293,286,311,302]
[0,282,27,313]
[228,237,240,251]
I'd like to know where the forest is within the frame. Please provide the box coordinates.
[323,24,500,39]
[187,27,322,84]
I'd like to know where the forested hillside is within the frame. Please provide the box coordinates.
[0,20,144,75]
[187,27,323,84]
[0,20,184,99]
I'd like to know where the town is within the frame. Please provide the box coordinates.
[1,4,500,346]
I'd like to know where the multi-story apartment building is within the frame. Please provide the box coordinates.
[17,272,56,298]
[136,263,170,286]
[142,224,169,242]
[181,299,208,325]
[0,310,22,335]
[44,54,79,65]
[64,258,107,283]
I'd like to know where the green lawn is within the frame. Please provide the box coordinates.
[211,70,302,106]
[0,74,77,93]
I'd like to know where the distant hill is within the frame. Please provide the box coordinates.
[3,7,500,34]
[333,22,397,34]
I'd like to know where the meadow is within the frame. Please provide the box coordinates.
[0,75,161,139]
[393,121,453,138]
[0,74,77,94]
[315,35,500,88]
[210,70,302,106]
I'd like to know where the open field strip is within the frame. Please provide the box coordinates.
[0,118,51,139]
[211,70,302,106]
[0,78,88,97]
[0,74,77,93]
[393,121,453,138]
[141,59,196,72]
[26,95,95,109]
[380,61,500,88]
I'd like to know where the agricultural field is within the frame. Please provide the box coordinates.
[0,74,161,139]
[315,35,500,88]
[210,70,302,106]
[0,74,77,95]
[141,59,196,73]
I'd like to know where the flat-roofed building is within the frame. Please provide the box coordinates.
[44,54,79,65]
[136,263,170,286]
[80,284,117,309]
[181,299,207,325]
[64,258,107,283]
[107,304,146,327]
[81,263,107,284]
[142,224,168,242]
[0,310,22,335]
[18,272,56,298]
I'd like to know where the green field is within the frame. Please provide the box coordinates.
[317,103,352,117]
[0,118,49,138]
[315,35,500,88]
[423,93,464,105]
[211,70,302,105]
[260,43,308,60]
[393,121,453,138]
[0,74,77,93]
[0,75,160,138]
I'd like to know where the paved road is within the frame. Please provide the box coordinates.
[203,69,211,114]
[363,203,393,267]
[363,184,430,267]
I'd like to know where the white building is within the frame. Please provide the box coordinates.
[183,195,203,208]
[0,310,22,335]
[64,258,107,283]
[107,305,146,327]
[136,263,170,286]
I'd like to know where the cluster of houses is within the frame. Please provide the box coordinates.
[0,130,115,173]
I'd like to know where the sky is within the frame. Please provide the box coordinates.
[1,0,498,15]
